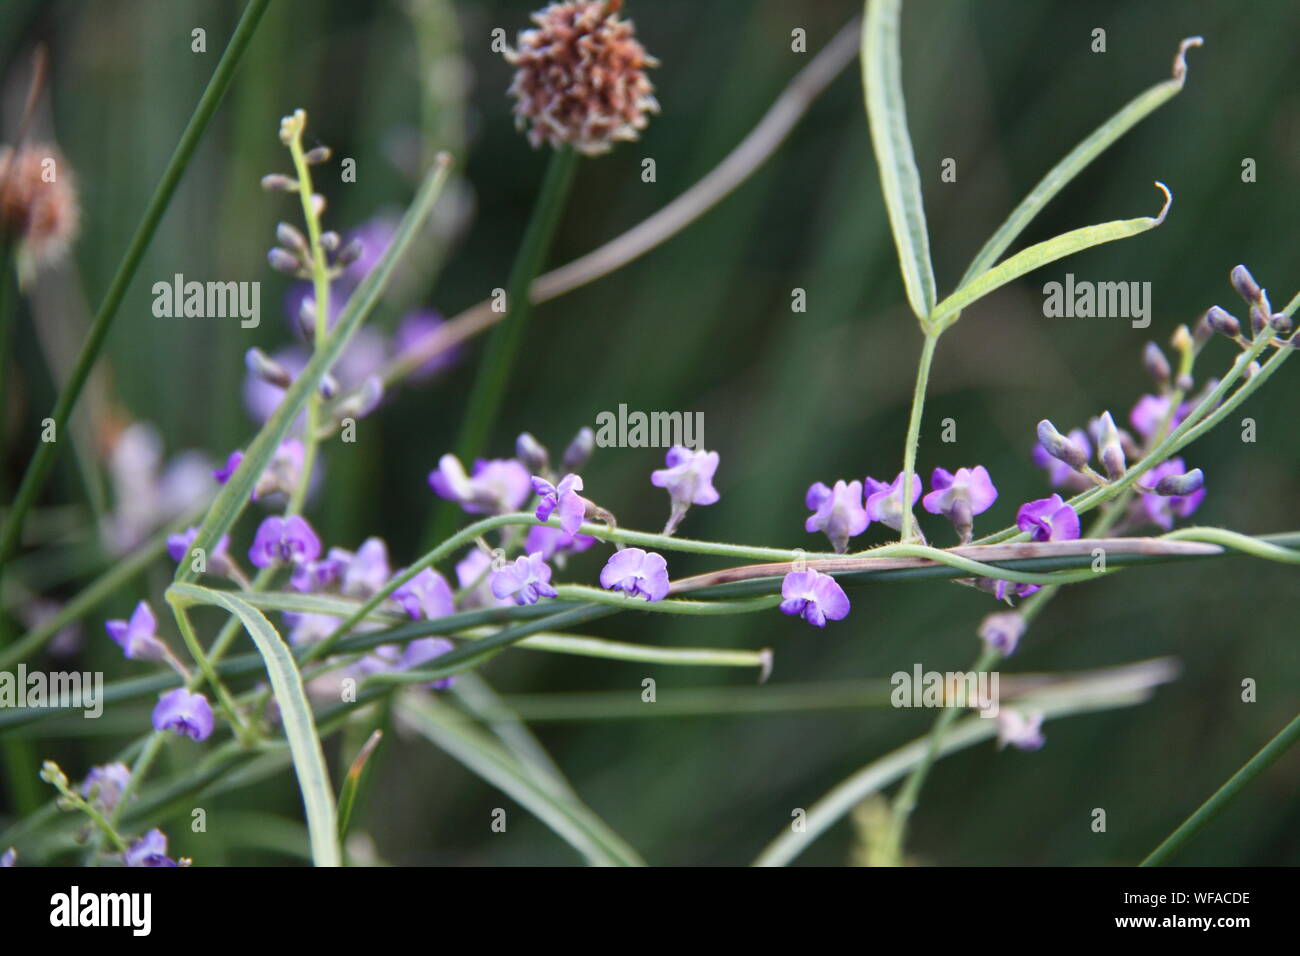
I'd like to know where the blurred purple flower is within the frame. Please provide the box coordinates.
[391,568,455,620]
[105,601,168,663]
[395,309,459,381]
[428,454,531,514]
[249,515,322,568]
[978,611,1025,656]
[152,688,214,742]
[1129,394,1190,442]
[81,763,132,812]
[650,445,720,534]
[125,829,178,867]
[166,527,230,575]
[455,549,514,609]
[523,524,596,562]
[399,637,457,690]
[997,710,1046,751]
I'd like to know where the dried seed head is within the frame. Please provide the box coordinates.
[505,1,659,156]
[0,144,79,273]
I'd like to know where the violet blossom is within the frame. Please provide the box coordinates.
[978,611,1025,656]
[1033,427,1092,490]
[533,473,587,539]
[650,445,720,534]
[997,710,1046,751]
[80,763,132,812]
[394,309,459,381]
[1129,394,1190,442]
[166,527,231,575]
[152,688,214,742]
[455,549,514,609]
[249,515,322,568]
[399,637,457,690]
[804,480,869,554]
[599,548,670,602]
[1140,458,1206,529]
[391,568,455,620]
[125,829,179,868]
[490,552,558,606]
[1015,494,1080,542]
[523,524,596,563]
[865,472,922,533]
[428,454,531,515]
[922,466,998,538]
[779,568,850,628]
[105,601,168,663]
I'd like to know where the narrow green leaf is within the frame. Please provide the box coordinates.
[177,155,453,582]
[169,582,341,867]
[337,729,383,841]
[930,182,1172,330]
[862,0,936,320]
[398,694,644,866]
[960,37,1202,286]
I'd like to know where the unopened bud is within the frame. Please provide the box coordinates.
[297,297,317,339]
[1250,302,1269,336]
[311,193,326,217]
[1153,467,1204,497]
[1096,411,1126,479]
[276,222,308,255]
[245,347,293,388]
[336,238,363,268]
[279,109,306,145]
[319,373,339,400]
[515,432,550,474]
[320,231,341,252]
[561,426,595,473]
[1243,360,1261,381]
[1270,312,1292,334]
[304,145,332,165]
[1230,264,1262,303]
[1036,419,1088,471]
[335,376,384,420]
[1204,305,1240,338]
[1143,342,1171,385]
[268,247,302,274]
[1175,373,1194,392]
[1192,313,1214,345]
[261,173,299,192]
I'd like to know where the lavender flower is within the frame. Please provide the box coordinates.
[978,611,1025,656]
[804,480,869,553]
[650,446,720,534]
[341,538,391,598]
[282,611,340,647]
[391,568,455,620]
[779,568,850,627]
[214,450,243,484]
[0,848,13,867]
[399,637,457,690]
[922,466,998,538]
[490,552,558,606]
[561,427,595,473]
[124,829,178,867]
[249,515,322,568]
[865,472,922,533]
[1140,458,1206,529]
[533,473,586,539]
[105,601,168,663]
[455,549,515,609]
[253,439,306,501]
[428,454,532,514]
[152,688,215,741]
[1130,394,1189,441]
[997,710,1046,751]
[985,579,1040,604]
[523,524,597,562]
[166,527,231,575]
[394,309,458,381]
[80,763,132,812]
[290,549,350,593]
[599,548,670,602]
[1033,428,1092,489]
[1015,494,1080,542]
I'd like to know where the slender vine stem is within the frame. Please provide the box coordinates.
[898,329,939,541]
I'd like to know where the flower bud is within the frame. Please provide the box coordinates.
[1096,411,1126,479]
[334,376,384,420]
[1036,420,1088,471]
[1270,312,1292,335]
[561,426,596,473]
[1153,467,1204,497]
[978,611,1025,656]
[1192,313,1214,345]
[1250,302,1270,336]
[260,173,299,192]
[245,347,292,388]
[304,145,332,165]
[1204,305,1240,338]
[515,432,550,474]
[320,230,341,252]
[1230,264,1262,303]
[267,247,302,274]
[336,238,364,268]
[1143,342,1171,385]
[319,373,339,400]
[276,222,308,255]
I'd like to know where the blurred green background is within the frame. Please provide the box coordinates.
[1,0,1297,865]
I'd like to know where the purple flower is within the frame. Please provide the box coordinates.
[341,538,391,598]
[0,848,13,867]
[282,612,340,646]
[124,828,178,867]
[455,549,514,609]
[290,548,350,593]
[599,548,670,602]
[779,568,851,627]
[105,601,168,663]
[428,454,531,515]
[391,568,455,620]
[1032,428,1092,489]
[1015,494,1080,542]
[533,473,586,538]
[997,710,1046,751]
[804,480,869,553]
[978,611,1025,656]
[214,450,243,484]
[1129,394,1189,441]
[986,579,1040,604]
[394,309,459,381]
[399,637,457,690]
[166,527,231,574]
[249,515,322,568]
[253,439,306,501]
[81,763,132,812]
[922,466,998,536]
[865,472,922,533]
[152,688,215,741]
[523,524,597,562]
[1140,457,1206,530]
[490,552,558,606]
[650,446,720,533]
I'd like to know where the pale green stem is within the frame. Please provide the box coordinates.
[899,329,940,542]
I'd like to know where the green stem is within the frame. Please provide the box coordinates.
[1140,711,1300,866]
[0,0,272,580]
[429,148,579,546]
[899,329,939,541]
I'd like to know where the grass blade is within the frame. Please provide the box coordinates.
[862,0,936,320]
[960,37,1201,286]
[930,182,1172,331]
[170,582,341,867]
[336,729,383,841]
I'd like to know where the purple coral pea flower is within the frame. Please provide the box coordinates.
[978,612,1025,656]
[779,568,851,627]
[1130,394,1190,441]
[1140,457,1207,530]
[290,548,349,593]
[213,450,243,484]
[341,537,391,598]
[166,527,231,574]
[252,439,306,501]
[997,710,1046,751]
[532,473,586,539]
[152,688,215,742]
[922,466,998,533]
[249,514,321,568]
[124,829,178,868]
[1032,429,1092,489]
[455,550,515,609]
[804,480,869,554]
[399,637,457,690]
[865,472,922,533]
[650,446,720,533]
[489,552,558,606]
[428,454,531,515]
[391,568,455,620]
[1015,494,1080,542]
[599,548,670,602]
[523,524,597,562]
[81,763,132,812]
[105,601,168,663]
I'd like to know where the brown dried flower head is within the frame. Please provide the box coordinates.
[506,0,659,156]
[0,143,79,274]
